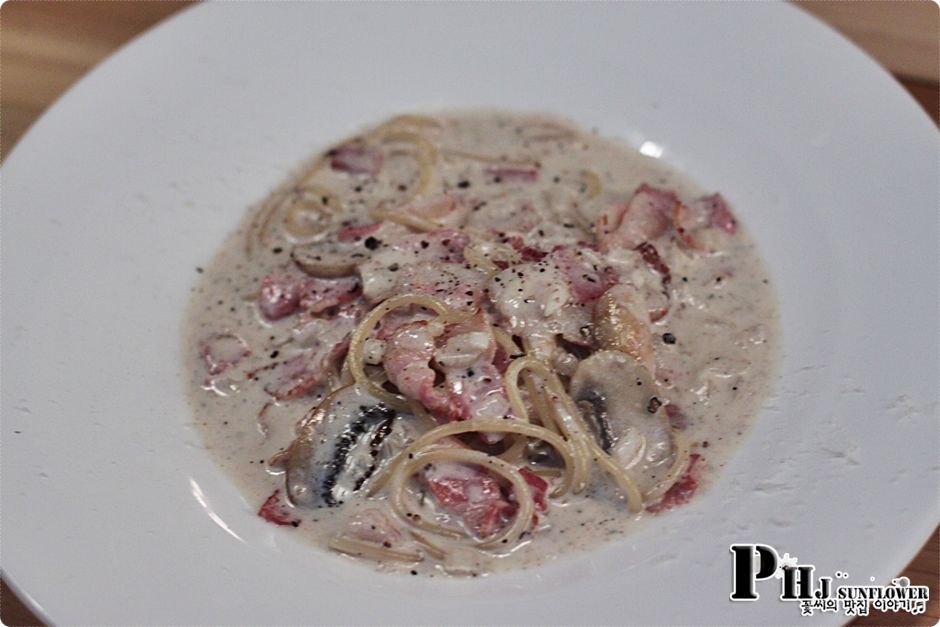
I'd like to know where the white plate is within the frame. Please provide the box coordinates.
[2,3,936,624]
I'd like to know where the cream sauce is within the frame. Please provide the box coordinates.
[183,111,779,576]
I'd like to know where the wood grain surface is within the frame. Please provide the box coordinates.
[1,2,936,625]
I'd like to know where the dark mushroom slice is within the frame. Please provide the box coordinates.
[285,383,399,508]
[570,350,675,493]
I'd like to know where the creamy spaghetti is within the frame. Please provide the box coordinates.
[184,111,779,576]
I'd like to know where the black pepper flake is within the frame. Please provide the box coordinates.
[647,396,662,414]
[195,267,204,273]
[270,350,280,359]
[364,236,380,250]
[457,180,470,189]
[411,570,418,576]
[290,521,300,528]
[398,184,408,192]
[272,247,283,254]
[663,332,677,344]
[420,240,430,248]
[563,223,575,229]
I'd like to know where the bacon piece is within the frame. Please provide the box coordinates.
[492,342,512,374]
[260,273,360,320]
[703,193,737,235]
[633,242,672,322]
[663,403,689,430]
[258,272,303,320]
[329,144,383,176]
[383,321,437,401]
[518,468,549,512]
[382,315,513,426]
[672,202,702,248]
[596,184,677,252]
[342,508,404,547]
[634,242,671,287]
[505,235,547,262]
[674,193,738,248]
[200,333,250,376]
[646,453,702,513]
[298,276,360,313]
[549,247,613,306]
[253,305,360,400]
[445,362,510,422]
[383,322,461,420]
[374,308,438,340]
[258,490,300,527]
[423,461,515,538]
[435,314,512,424]
[485,165,539,182]
[260,354,321,400]
[336,222,381,242]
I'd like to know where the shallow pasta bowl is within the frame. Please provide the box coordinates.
[1,3,936,624]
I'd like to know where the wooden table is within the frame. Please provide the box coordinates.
[1,2,936,625]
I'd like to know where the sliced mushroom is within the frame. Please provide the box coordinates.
[291,239,369,278]
[281,187,334,240]
[593,284,656,373]
[285,383,398,507]
[570,350,675,494]
[291,222,411,278]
